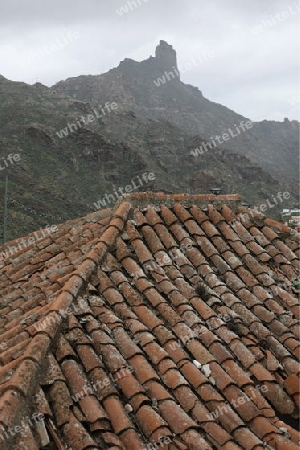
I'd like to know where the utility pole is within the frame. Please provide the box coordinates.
[3,175,8,244]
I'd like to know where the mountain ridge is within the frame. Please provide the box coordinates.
[0,41,298,241]
[53,40,299,191]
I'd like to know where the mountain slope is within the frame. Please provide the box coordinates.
[54,41,300,192]
[0,75,292,241]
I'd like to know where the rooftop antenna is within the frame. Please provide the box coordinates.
[210,187,222,195]
[242,201,251,208]
[3,175,8,244]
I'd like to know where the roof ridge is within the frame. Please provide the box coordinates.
[0,194,299,449]
[2,192,297,254]
[36,200,131,331]
[0,201,132,447]
[237,205,298,236]
[0,207,114,253]
[114,192,242,210]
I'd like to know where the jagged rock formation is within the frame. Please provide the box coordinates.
[155,40,180,78]
[0,42,298,239]
[54,42,299,195]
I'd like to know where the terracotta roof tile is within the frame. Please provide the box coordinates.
[250,415,281,441]
[60,359,90,394]
[134,277,153,292]
[160,205,178,226]
[245,239,266,254]
[208,361,232,390]
[145,205,163,225]
[243,253,267,275]
[173,202,193,222]
[103,395,134,434]
[236,266,259,287]
[264,218,292,234]
[274,437,300,450]
[202,421,233,446]
[89,367,118,400]
[190,205,210,224]
[47,382,72,428]
[229,240,251,257]
[153,223,178,249]
[264,382,295,414]
[221,442,243,450]
[62,411,98,449]
[0,339,31,366]
[262,226,279,242]
[140,225,165,253]
[0,389,21,429]
[219,204,237,222]
[182,219,205,237]
[233,427,263,450]
[180,361,207,388]
[195,236,218,257]
[162,369,189,391]
[131,209,147,228]
[78,394,109,423]
[144,380,172,402]
[283,374,300,395]
[206,204,224,225]
[210,237,231,255]
[163,340,189,364]
[217,222,241,242]
[180,429,213,449]
[76,344,103,372]
[120,428,145,449]
[158,399,198,434]
[186,340,215,365]
[13,425,40,450]
[226,384,261,421]
[113,327,142,359]
[197,384,224,406]
[0,192,298,449]
[225,272,246,291]
[209,400,244,433]
[129,354,159,384]
[136,404,168,437]
[201,220,221,238]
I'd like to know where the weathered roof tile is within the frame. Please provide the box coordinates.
[0,192,298,449]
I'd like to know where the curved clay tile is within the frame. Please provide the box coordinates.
[0,192,299,449]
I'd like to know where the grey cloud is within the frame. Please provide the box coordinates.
[0,0,299,121]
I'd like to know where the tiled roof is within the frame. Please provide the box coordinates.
[0,192,299,450]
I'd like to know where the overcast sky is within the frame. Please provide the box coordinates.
[0,0,299,121]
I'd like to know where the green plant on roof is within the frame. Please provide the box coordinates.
[195,283,210,301]
[293,280,300,289]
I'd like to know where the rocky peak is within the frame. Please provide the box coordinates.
[155,40,179,77]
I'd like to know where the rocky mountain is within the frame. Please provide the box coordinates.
[0,42,298,241]
[54,41,300,192]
